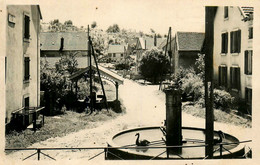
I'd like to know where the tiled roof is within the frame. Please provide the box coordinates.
[107,44,125,53]
[40,32,88,51]
[176,32,204,51]
[161,38,174,50]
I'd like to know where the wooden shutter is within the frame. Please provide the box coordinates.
[230,32,233,53]
[245,50,248,74]
[218,66,221,86]
[224,66,227,87]
[236,67,241,90]
[225,33,228,53]
[230,67,233,88]
[24,15,30,39]
[24,57,30,80]
[237,30,241,53]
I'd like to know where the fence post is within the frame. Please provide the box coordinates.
[220,144,223,158]
[37,149,40,160]
[33,111,36,132]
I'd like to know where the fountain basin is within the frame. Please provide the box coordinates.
[106,126,245,160]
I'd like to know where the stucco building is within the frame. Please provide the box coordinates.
[5,5,42,125]
[40,32,89,68]
[212,6,253,113]
[107,44,126,62]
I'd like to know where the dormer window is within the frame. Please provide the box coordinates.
[224,6,229,19]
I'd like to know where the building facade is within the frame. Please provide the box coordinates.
[5,5,42,123]
[213,6,253,112]
[107,44,126,62]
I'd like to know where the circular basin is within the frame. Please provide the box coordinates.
[106,127,245,160]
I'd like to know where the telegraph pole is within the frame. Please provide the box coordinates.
[88,25,93,112]
[205,7,217,159]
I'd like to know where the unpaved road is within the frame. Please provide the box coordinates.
[5,79,251,161]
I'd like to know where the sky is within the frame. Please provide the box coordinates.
[37,0,205,35]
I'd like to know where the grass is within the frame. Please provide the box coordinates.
[5,109,119,152]
[182,102,252,128]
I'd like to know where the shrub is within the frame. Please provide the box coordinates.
[213,89,234,111]
[115,62,130,70]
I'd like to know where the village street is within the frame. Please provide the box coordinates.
[6,79,252,161]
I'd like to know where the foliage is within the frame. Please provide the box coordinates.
[213,89,234,111]
[91,21,97,29]
[64,20,73,26]
[106,24,120,33]
[139,48,170,84]
[195,53,205,79]
[55,52,79,75]
[114,61,131,70]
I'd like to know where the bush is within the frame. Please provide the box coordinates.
[115,62,130,70]
[213,89,234,111]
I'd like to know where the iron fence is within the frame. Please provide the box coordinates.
[5,140,251,161]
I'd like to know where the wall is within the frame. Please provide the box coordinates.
[213,6,253,99]
[6,5,41,123]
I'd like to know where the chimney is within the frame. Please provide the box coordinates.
[59,37,64,51]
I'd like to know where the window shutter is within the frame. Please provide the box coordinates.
[225,33,228,53]
[218,66,221,86]
[24,15,30,39]
[245,50,248,74]
[237,67,241,90]
[24,57,30,80]
[230,67,233,88]
[230,32,233,53]
[221,34,224,53]
[237,30,241,53]
[224,66,227,87]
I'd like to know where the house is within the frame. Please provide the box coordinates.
[210,6,253,113]
[172,32,204,74]
[107,44,126,62]
[40,32,89,68]
[134,36,165,75]
[5,5,43,127]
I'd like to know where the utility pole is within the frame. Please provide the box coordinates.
[205,7,217,159]
[88,25,93,112]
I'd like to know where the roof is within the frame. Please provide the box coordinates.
[70,65,124,85]
[40,32,88,51]
[161,38,174,50]
[107,44,125,54]
[37,5,43,19]
[239,7,253,21]
[137,37,165,50]
[176,32,204,51]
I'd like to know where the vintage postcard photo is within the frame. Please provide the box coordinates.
[1,0,259,164]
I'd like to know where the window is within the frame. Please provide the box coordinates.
[249,27,253,39]
[245,50,253,75]
[230,66,241,90]
[121,54,123,57]
[221,32,228,53]
[218,65,227,87]
[108,53,112,57]
[113,53,116,57]
[230,30,241,53]
[24,57,30,81]
[24,15,30,39]
[224,6,228,18]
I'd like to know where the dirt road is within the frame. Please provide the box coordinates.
[5,79,251,161]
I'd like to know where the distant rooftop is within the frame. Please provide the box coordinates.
[40,32,88,51]
[176,32,204,51]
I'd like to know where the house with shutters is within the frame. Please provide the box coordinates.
[211,6,253,114]
[5,5,42,127]
[40,32,89,68]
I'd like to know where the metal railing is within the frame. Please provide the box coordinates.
[5,140,252,161]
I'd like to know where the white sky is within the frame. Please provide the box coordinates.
[36,0,205,35]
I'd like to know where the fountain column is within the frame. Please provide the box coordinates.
[164,85,182,154]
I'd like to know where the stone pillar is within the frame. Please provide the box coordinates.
[115,82,119,101]
[164,85,182,154]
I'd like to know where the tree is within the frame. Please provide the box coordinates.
[106,24,120,33]
[150,28,155,33]
[91,21,97,29]
[55,52,79,75]
[139,48,170,83]
[64,20,73,26]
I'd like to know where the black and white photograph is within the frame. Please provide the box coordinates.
[0,0,259,164]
